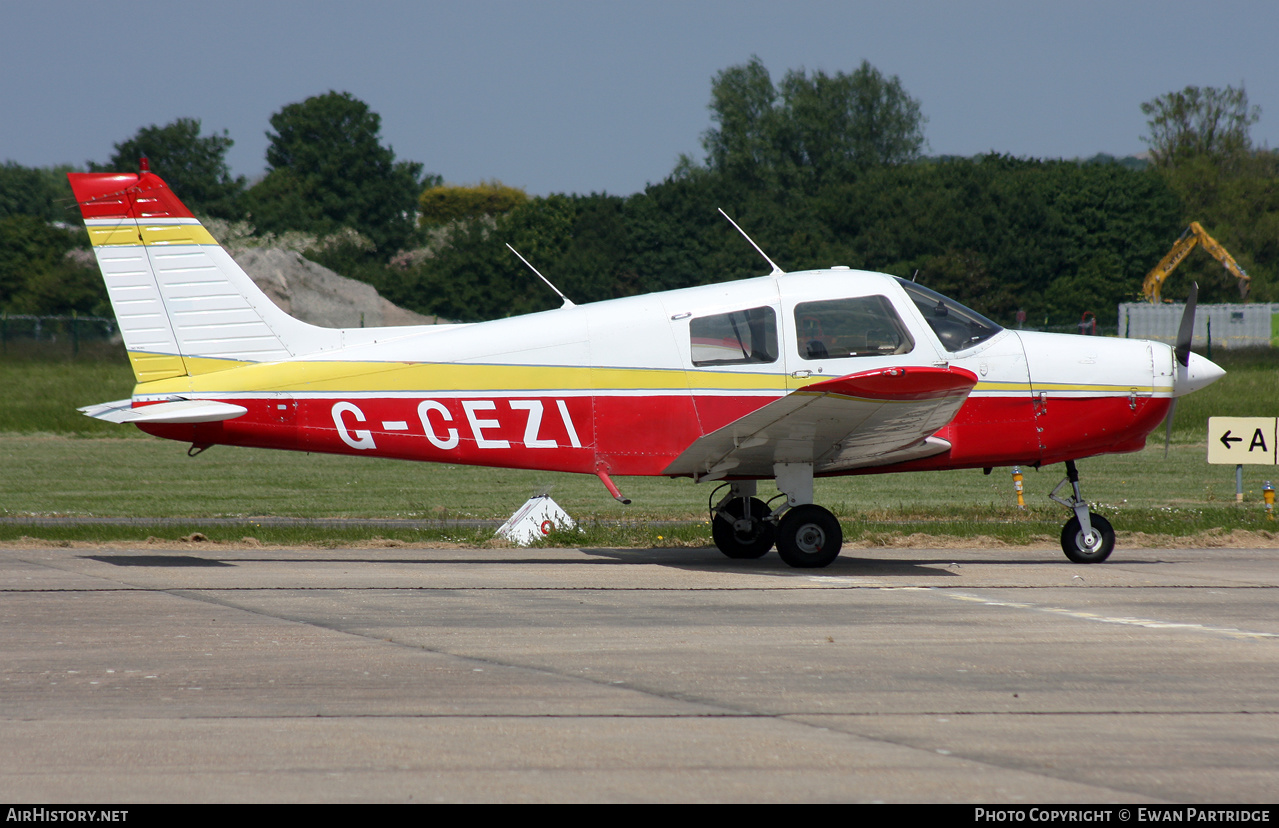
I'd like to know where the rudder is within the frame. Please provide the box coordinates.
[68,166,336,383]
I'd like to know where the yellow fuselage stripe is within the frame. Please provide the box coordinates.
[131,356,794,396]
[126,354,1166,398]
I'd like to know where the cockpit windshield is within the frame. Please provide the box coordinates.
[895,278,1003,352]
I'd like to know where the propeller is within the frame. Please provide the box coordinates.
[1164,282,1198,457]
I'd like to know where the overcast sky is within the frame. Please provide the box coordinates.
[4,0,1278,196]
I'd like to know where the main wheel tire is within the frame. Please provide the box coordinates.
[712,496,775,559]
[776,504,843,568]
[1060,512,1115,563]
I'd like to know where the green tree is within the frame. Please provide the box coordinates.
[701,57,926,188]
[1044,250,1128,324]
[1140,87,1276,303]
[246,91,435,257]
[701,57,782,184]
[777,60,926,180]
[1141,85,1260,169]
[90,118,245,219]
[419,181,529,226]
[0,216,104,315]
[0,162,76,222]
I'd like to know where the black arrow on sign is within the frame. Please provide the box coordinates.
[1220,430,1244,449]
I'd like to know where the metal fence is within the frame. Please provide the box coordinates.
[1119,303,1279,349]
[0,314,119,358]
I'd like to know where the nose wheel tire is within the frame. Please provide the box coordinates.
[1061,513,1114,564]
[712,496,775,559]
[776,504,843,568]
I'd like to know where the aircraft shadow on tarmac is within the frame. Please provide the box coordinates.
[85,554,235,567]
[579,547,1057,576]
[79,547,1124,577]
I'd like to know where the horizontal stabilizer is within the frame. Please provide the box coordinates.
[79,398,248,424]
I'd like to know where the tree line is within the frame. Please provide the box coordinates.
[1,63,1274,329]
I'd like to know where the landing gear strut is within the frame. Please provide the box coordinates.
[1050,460,1115,564]
[708,464,845,568]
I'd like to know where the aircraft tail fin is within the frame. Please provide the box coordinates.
[68,167,337,383]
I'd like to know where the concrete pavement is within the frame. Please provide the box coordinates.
[2,543,1277,802]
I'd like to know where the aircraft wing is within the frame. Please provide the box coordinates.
[663,365,978,479]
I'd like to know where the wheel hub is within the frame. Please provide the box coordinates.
[795,524,825,553]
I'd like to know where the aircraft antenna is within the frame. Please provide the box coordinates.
[718,208,784,277]
[506,244,575,308]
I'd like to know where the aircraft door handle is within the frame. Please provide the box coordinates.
[791,370,812,379]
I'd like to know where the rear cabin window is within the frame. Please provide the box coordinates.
[793,296,914,360]
[690,306,778,366]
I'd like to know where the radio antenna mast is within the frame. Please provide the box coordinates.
[718,208,784,277]
[506,244,575,308]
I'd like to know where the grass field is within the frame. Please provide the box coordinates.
[1,345,1276,547]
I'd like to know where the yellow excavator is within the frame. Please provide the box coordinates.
[1142,221,1250,303]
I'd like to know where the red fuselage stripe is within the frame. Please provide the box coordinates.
[139,392,1171,477]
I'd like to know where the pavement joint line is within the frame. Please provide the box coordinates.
[4,710,1276,720]
[4,584,1278,592]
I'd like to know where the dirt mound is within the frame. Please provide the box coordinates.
[229,247,443,328]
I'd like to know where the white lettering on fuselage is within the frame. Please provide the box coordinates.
[557,399,583,448]
[332,399,580,451]
[508,400,557,448]
[462,400,509,449]
[417,400,459,449]
[332,401,377,450]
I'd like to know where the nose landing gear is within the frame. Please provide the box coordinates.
[1050,460,1115,563]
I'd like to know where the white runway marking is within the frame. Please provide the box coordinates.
[939,590,1278,641]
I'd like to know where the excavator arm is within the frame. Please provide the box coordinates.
[1142,221,1250,303]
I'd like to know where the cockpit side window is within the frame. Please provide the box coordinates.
[690,306,778,366]
[793,295,914,360]
[895,278,1002,352]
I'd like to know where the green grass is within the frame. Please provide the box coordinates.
[0,431,1263,520]
[0,348,135,435]
[3,436,1276,546]
[1,347,1276,546]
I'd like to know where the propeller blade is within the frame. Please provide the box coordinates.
[1175,282,1198,367]
[1166,284,1198,457]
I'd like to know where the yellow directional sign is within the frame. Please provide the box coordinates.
[1207,417,1278,465]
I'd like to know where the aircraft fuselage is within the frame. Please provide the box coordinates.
[132,271,1191,477]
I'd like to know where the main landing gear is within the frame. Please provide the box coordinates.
[1050,460,1115,564]
[709,459,1116,567]
[709,463,844,568]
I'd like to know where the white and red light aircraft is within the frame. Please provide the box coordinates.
[68,167,1224,567]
